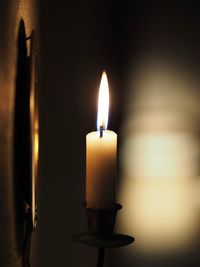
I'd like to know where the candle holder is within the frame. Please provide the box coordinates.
[72,203,135,267]
[84,202,122,236]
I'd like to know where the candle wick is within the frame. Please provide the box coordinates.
[100,126,104,138]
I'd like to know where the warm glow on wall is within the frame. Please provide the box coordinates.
[117,60,200,254]
[122,132,199,180]
[119,132,198,253]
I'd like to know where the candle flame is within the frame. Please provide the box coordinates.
[97,71,109,130]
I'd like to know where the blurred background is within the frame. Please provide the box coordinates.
[1,0,200,267]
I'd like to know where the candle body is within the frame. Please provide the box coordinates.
[86,130,117,209]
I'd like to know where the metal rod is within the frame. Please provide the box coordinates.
[97,248,105,267]
[22,207,32,267]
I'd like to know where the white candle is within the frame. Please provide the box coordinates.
[86,72,117,209]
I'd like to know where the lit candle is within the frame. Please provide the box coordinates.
[86,71,117,209]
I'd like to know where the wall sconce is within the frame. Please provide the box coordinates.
[13,19,39,267]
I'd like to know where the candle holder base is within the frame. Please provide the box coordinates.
[72,232,134,248]
[72,203,135,267]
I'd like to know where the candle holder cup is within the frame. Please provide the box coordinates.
[84,202,122,237]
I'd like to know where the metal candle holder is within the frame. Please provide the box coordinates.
[73,203,135,267]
